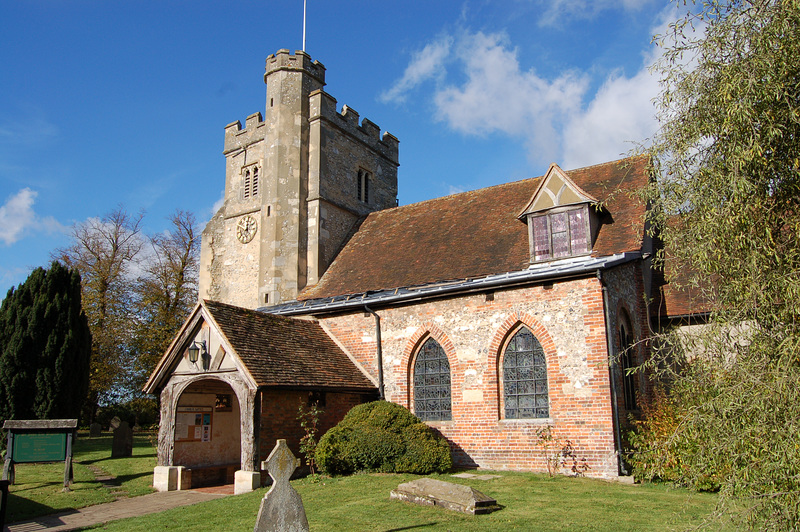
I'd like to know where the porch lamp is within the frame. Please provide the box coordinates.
[187,341,206,365]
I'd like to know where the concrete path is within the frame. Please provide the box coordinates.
[5,489,229,532]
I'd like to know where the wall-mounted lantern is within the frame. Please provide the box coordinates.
[187,340,208,369]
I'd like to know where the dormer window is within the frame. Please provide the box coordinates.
[530,206,590,261]
[519,163,599,263]
[242,164,260,200]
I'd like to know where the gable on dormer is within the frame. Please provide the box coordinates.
[519,164,601,263]
[519,163,598,216]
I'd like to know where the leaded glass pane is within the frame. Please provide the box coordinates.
[569,208,588,253]
[551,212,570,257]
[502,327,549,419]
[413,338,452,421]
[533,215,551,260]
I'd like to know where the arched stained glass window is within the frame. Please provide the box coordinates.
[619,313,638,411]
[503,327,549,419]
[413,338,452,421]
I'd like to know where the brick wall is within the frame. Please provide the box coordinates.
[258,389,366,463]
[318,275,629,478]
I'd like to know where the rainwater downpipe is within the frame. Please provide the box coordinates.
[364,306,385,400]
[597,270,629,476]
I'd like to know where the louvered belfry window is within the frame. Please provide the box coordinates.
[413,338,452,421]
[503,327,549,419]
[242,165,260,199]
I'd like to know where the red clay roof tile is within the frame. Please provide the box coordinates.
[204,300,376,391]
[300,155,649,300]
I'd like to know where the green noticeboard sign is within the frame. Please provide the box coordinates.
[12,432,67,463]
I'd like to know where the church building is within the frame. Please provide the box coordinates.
[145,49,691,494]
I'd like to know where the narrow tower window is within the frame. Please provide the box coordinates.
[357,169,371,203]
[242,164,261,200]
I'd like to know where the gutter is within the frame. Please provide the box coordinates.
[363,306,385,400]
[263,253,641,317]
[597,270,629,476]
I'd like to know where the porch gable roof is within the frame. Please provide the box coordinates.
[143,300,377,394]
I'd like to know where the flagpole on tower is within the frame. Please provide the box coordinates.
[302,0,307,51]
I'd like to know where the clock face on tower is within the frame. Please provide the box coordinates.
[236,215,258,244]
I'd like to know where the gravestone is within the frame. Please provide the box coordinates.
[89,422,102,437]
[108,416,121,431]
[111,421,132,458]
[390,478,500,515]
[254,439,309,532]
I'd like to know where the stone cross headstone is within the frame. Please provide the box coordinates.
[89,422,102,437]
[111,421,132,458]
[254,439,309,532]
[108,416,121,431]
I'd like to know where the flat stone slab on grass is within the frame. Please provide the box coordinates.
[390,478,500,515]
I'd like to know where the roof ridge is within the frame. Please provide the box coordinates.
[566,154,648,173]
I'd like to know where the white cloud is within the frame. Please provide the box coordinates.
[0,112,59,147]
[432,31,588,161]
[0,188,66,246]
[561,67,659,168]
[380,36,453,104]
[537,0,653,27]
[382,16,671,170]
[211,192,225,217]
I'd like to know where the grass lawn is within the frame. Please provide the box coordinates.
[89,472,722,531]
[4,431,157,523]
[6,433,724,530]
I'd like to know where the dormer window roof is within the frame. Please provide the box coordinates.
[519,163,601,263]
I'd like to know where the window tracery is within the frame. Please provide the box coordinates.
[413,337,451,421]
[503,327,549,419]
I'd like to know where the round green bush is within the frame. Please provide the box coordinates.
[315,401,452,475]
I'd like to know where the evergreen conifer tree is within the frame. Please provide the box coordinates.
[0,261,91,424]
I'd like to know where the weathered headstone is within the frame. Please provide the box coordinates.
[89,422,102,437]
[108,416,121,431]
[390,478,500,515]
[111,421,132,458]
[254,439,309,532]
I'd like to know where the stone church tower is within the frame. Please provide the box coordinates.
[199,50,399,308]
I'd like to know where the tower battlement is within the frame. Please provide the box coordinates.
[265,49,326,85]
[309,90,399,165]
[223,112,266,155]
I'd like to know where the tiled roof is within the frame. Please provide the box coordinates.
[203,300,376,391]
[300,155,649,300]
[656,255,715,319]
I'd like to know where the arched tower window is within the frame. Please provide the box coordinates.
[242,164,260,199]
[503,327,549,419]
[413,337,451,421]
[618,311,637,410]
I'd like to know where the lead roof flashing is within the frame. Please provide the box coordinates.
[261,252,641,316]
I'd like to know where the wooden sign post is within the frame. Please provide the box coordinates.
[2,419,78,492]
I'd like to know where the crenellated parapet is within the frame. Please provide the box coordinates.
[309,90,399,165]
[223,112,266,155]
[264,49,326,85]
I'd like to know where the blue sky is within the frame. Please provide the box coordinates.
[0,0,676,299]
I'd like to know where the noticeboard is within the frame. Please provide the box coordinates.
[2,419,76,490]
[175,406,213,442]
[12,432,67,463]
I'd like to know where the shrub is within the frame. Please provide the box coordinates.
[316,401,452,475]
[627,384,720,492]
[395,423,452,474]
